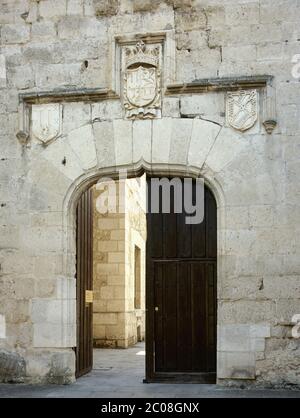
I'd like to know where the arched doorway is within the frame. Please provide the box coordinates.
[75,174,217,383]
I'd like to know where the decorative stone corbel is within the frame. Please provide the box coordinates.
[16,102,30,144]
[263,80,277,134]
[16,130,29,144]
[263,119,277,134]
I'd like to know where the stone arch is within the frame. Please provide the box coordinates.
[20,115,250,383]
[65,160,224,379]
[62,160,226,279]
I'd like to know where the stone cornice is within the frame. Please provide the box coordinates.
[165,75,273,95]
[19,88,119,104]
[19,76,273,104]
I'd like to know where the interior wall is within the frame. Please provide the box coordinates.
[92,176,146,348]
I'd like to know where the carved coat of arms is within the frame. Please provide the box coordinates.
[123,41,161,119]
[226,90,258,132]
[31,104,61,144]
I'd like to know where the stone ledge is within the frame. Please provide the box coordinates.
[19,88,119,104]
[166,75,274,95]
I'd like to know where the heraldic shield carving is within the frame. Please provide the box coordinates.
[226,90,258,132]
[31,104,61,144]
[123,41,161,119]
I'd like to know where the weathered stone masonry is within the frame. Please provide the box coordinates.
[0,0,299,387]
[93,177,146,348]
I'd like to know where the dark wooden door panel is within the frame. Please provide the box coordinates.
[76,188,93,378]
[146,178,217,383]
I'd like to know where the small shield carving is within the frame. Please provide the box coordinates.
[125,66,157,108]
[226,90,258,132]
[31,104,61,144]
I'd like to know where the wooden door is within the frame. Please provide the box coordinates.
[76,188,93,378]
[146,178,217,383]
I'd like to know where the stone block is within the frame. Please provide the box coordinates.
[35,63,83,89]
[132,0,161,13]
[1,24,30,44]
[67,0,84,15]
[31,21,57,42]
[249,205,275,228]
[93,121,116,168]
[205,127,247,173]
[108,300,125,312]
[162,98,180,118]
[175,6,207,31]
[31,299,76,325]
[93,0,120,16]
[225,4,259,26]
[108,252,124,263]
[39,0,67,19]
[218,351,256,380]
[105,275,122,287]
[169,118,193,165]
[94,313,117,325]
[93,299,107,312]
[0,55,6,88]
[250,338,266,353]
[113,286,124,299]
[97,241,119,252]
[98,218,119,230]
[92,100,122,122]
[250,325,271,339]
[33,323,76,348]
[152,118,172,164]
[219,300,275,325]
[263,276,300,300]
[275,300,300,324]
[67,124,97,170]
[62,103,91,134]
[113,119,133,166]
[0,315,6,339]
[7,64,34,89]
[0,350,26,383]
[58,16,106,39]
[132,119,152,164]
[93,324,106,337]
[218,325,251,352]
[55,277,76,300]
[46,351,75,384]
[180,94,225,124]
[188,118,221,169]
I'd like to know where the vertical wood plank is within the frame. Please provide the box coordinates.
[147,178,217,382]
[76,188,93,378]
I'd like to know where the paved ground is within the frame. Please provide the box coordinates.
[0,343,299,398]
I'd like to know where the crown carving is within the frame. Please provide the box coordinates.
[125,41,159,68]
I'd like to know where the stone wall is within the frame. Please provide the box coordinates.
[93,177,146,348]
[0,0,299,386]
[124,176,146,347]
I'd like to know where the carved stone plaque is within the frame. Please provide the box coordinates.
[123,41,161,119]
[226,90,258,132]
[31,104,61,144]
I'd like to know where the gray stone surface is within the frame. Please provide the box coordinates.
[0,0,300,388]
[0,350,26,383]
[0,344,299,398]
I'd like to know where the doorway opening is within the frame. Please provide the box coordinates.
[75,174,217,383]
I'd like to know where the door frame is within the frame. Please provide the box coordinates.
[71,168,220,383]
